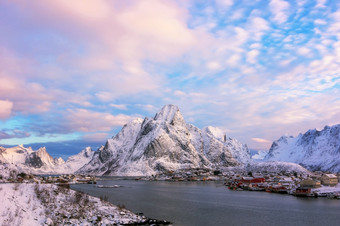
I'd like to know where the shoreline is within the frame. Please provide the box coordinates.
[0,183,172,225]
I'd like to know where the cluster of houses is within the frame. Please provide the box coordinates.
[2,166,340,199]
[38,174,97,184]
[150,168,222,181]
[225,171,340,198]
[0,172,96,185]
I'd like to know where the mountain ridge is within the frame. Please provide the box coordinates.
[264,124,340,172]
[78,104,251,176]
[0,145,94,174]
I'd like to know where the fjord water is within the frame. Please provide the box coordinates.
[71,180,340,226]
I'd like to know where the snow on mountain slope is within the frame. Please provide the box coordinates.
[0,145,94,174]
[251,150,268,160]
[245,161,310,175]
[0,183,147,225]
[78,104,251,176]
[58,147,95,173]
[264,124,340,172]
[1,144,33,165]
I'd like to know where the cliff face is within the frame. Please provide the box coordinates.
[264,125,340,172]
[78,104,251,176]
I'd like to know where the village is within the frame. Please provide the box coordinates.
[2,166,340,199]
[224,171,340,198]
[148,167,340,199]
[0,169,97,185]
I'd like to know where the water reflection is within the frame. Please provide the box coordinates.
[71,180,340,226]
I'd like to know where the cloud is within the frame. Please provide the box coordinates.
[0,0,197,106]
[0,100,13,119]
[135,104,158,113]
[314,19,327,25]
[66,109,134,132]
[0,130,30,140]
[230,9,244,20]
[82,132,109,142]
[110,104,128,110]
[246,49,260,64]
[315,0,327,8]
[174,90,186,97]
[206,61,222,70]
[216,0,233,8]
[297,47,311,56]
[247,16,270,41]
[252,138,272,143]
[95,92,114,102]
[269,0,290,24]
[226,54,241,67]
[1,0,339,152]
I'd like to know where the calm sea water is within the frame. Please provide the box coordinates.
[71,179,340,226]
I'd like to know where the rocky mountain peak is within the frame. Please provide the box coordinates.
[204,126,225,141]
[78,104,251,176]
[83,147,93,157]
[264,124,340,172]
[54,157,65,165]
[153,104,185,126]
[36,147,47,153]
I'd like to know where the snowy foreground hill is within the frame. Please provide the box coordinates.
[78,104,251,176]
[0,183,147,225]
[264,124,340,172]
[0,145,94,174]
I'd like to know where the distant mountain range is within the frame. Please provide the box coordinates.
[0,145,94,174]
[78,104,251,176]
[264,124,340,172]
[2,104,340,175]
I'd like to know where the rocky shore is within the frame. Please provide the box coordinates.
[0,183,171,225]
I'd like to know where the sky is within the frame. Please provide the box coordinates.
[0,0,340,157]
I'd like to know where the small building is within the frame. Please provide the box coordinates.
[295,187,312,196]
[241,177,265,184]
[56,178,68,184]
[321,174,338,186]
[300,179,321,188]
[337,173,340,182]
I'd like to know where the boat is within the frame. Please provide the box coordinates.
[96,185,121,188]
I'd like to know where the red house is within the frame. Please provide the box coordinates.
[295,187,312,196]
[241,177,265,184]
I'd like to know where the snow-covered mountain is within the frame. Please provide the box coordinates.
[59,147,95,173]
[78,104,251,176]
[0,145,94,174]
[264,124,340,172]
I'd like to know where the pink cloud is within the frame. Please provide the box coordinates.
[269,0,290,24]
[82,132,110,142]
[0,100,13,119]
[2,0,204,103]
[66,108,134,132]
[0,129,30,139]
[110,104,128,110]
[9,0,195,63]
[251,138,272,143]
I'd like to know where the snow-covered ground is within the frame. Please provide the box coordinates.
[313,184,340,194]
[245,161,311,175]
[0,183,147,225]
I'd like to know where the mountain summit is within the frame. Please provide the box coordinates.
[264,124,340,172]
[0,145,94,174]
[78,104,250,176]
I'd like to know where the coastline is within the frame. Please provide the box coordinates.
[0,183,171,225]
